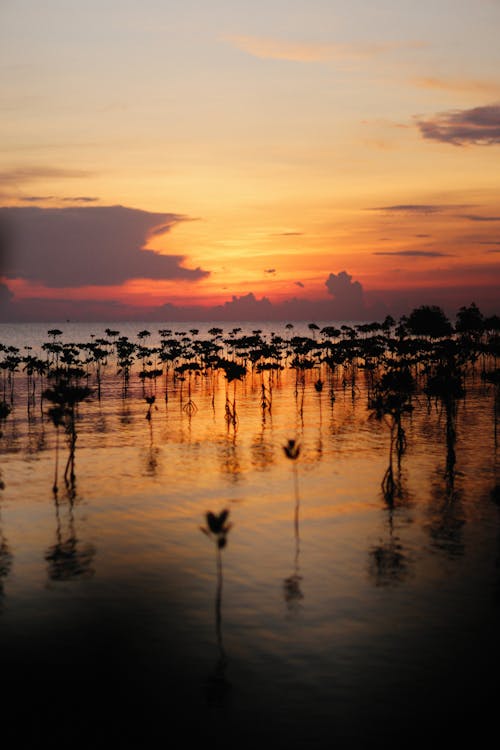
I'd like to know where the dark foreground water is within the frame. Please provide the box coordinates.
[0,323,499,745]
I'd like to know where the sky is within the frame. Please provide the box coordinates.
[1,0,500,321]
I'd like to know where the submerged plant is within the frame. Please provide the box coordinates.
[201,509,232,699]
[43,378,92,493]
[201,509,232,550]
[283,439,304,611]
[369,368,415,501]
[283,438,301,461]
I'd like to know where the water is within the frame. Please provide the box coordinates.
[0,323,499,744]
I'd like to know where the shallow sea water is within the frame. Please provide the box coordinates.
[0,323,499,745]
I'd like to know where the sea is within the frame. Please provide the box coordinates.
[0,321,499,745]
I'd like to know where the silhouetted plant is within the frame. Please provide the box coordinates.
[0,400,11,436]
[406,305,453,338]
[455,302,484,337]
[43,378,92,493]
[201,510,232,550]
[424,360,464,479]
[219,360,246,428]
[370,368,415,500]
[283,439,303,611]
[0,400,11,490]
[201,509,232,695]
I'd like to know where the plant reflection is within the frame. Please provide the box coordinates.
[482,369,500,448]
[44,377,92,494]
[426,469,465,559]
[369,472,413,587]
[369,508,410,587]
[45,494,96,581]
[250,422,275,471]
[201,510,232,703]
[369,368,415,502]
[218,432,242,483]
[0,509,13,611]
[0,399,11,490]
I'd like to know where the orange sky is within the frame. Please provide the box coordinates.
[1,1,500,319]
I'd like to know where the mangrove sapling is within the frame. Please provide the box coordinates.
[369,368,415,501]
[283,439,304,610]
[43,378,92,493]
[218,360,246,429]
[424,361,465,480]
[201,509,232,690]
[0,400,11,490]
[175,362,201,415]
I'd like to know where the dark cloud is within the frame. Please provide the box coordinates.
[264,268,276,274]
[415,234,432,238]
[0,272,377,322]
[417,104,500,146]
[0,282,14,307]
[325,271,367,317]
[2,267,499,322]
[20,196,55,202]
[368,204,468,214]
[295,281,305,288]
[20,196,99,204]
[459,214,500,222]
[485,248,500,253]
[62,196,99,203]
[0,167,93,185]
[373,250,451,257]
[0,205,209,287]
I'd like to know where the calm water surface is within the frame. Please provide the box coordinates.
[0,323,499,744]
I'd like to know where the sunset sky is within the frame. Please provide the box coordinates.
[1,0,500,320]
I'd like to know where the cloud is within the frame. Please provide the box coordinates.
[0,205,209,287]
[0,166,93,185]
[417,104,500,145]
[373,250,451,257]
[295,281,305,288]
[264,268,276,275]
[411,77,500,95]
[459,214,500,222]
[20,196,99,204]
[0,282,14,306]
[20,196,55,203]
[3,268,500,322]
[325,270,367,317]
[368,204,468,214]
[226,35,425,63]
[62,196,99,203]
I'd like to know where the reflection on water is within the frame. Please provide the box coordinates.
[0,510,12,610]
[0,323,499,743]
[45,494,96,581]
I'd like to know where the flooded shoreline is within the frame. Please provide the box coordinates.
[0,320,499,743]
